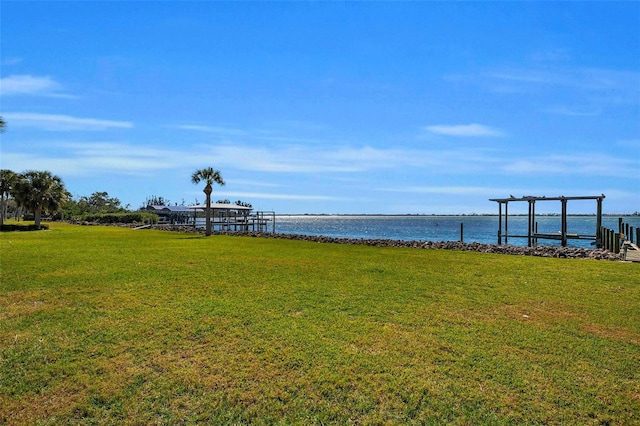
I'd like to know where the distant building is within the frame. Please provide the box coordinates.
[145,203,274,233]
[144,205,193,224]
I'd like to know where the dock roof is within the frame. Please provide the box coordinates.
[489,195,605,203]
[188,203,253,211]
[147,205,193,212]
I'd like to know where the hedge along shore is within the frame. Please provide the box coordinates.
[139,223,622,261]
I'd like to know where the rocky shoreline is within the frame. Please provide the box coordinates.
[148,224,621,261]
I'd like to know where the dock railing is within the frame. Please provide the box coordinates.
[193,210,276,234]
[600,218,638,254]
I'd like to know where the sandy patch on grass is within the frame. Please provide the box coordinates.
[0,291,54,321]
[581,323,640,345]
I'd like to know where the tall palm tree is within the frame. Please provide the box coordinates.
[0,169,19,225]
[13,170,68,227]
[191,167,225,236]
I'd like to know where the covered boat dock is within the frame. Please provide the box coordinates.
[145,205,194,225]
[489,195,605,248]
[188,203,275,233]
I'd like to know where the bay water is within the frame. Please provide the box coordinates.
[273,215,640,248]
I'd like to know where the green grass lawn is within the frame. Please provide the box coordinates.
[1,223,639,425]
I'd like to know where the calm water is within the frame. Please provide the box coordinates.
[274,215,640,248]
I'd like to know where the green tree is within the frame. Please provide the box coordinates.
[0,169,19,225]
[61,191,127,219]
[191,167,225,236]
[144,195,171,208]
[14,170,69,227]
[81,191,124,214]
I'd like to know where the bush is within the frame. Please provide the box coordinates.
[81,212,158,224]
[1,223,49,232]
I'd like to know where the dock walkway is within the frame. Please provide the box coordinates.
[622,242,640,262]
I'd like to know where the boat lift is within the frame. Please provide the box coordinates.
[489,195,605,248]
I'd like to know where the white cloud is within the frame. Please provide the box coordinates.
[2,143,179,176]
[3,135,504,181]
[0,153,77,175]
[59,142,178,172]
[0,74,67,96]
[171,124,248,136]
[380,185,505,196]
[174,123,334,145]
[228,179,284,188]
[2,113,133,131]
[19,130,620,185]
[214,191,343,201]
[483,66,640,104]
[567,68,637,92]
[542,106,601,117]
[487,69,563,86]
[424,123,504,137]
[202,144,426,173]
[395,186,598,200]
[502,154,639,178]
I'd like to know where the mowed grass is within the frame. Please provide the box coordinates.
[1,223,639,425]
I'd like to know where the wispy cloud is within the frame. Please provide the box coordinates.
[227,179,284,188]
[424,123,504,137]
[502,154,639,178]
[2,113,133,131]
[204,142,505,176]
[3,142,179,176]
[201,144,429,173]
[0,74,72,97]
[3,138,476,178]
[60,142,178,172]
[488,67,640,92]
[213,191,343,201]
[171,124,248,136]
[542,106,601,117]
[0,152,74,175]
[379,185,506,196]
[173,123,333,145]
[5,135,631,185]
[482,66,640,105]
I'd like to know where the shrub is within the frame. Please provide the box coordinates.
[81,212,158,224]
[1,223,49,232]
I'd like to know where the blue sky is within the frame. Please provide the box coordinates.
[1,1,638,214]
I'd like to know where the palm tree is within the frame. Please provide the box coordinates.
[0,169,19,225]
[0,116,6,132]
[13,170,68,227]
[191,167,225,236]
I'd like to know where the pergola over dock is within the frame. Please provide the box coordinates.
[489,195,605,247]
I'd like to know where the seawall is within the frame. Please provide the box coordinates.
[150,224,620,261]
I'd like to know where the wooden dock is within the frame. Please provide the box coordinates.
[622,242,640,262]
[133,224,152,230]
